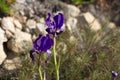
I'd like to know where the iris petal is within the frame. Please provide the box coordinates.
[46,13,51,27]
[53,13,64,29]
[38,36,45,51]
[45,50,52,63]
[33,35,42,51]
[43,34,53,52]
[30,49,35,61]
[112,71,118,78]
[46,28,54,34]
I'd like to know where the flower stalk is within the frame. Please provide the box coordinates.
[39,66,43,80]
[53,36,59,80]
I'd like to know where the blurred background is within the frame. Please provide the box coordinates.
[0,0,120,80]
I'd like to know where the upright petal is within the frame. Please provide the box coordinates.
[46,13,51,27]
[45,13,54,28]
[53,13,64,29]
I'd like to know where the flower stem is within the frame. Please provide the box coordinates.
[39,66,43,80]
[38,54,43,80]
[53,37,59,80]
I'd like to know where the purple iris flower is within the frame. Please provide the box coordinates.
[30,34,53,63]
[112,71,118,78]
[45,12,65,36]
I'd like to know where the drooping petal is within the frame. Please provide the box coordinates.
[46,28,54,34]
[30,49,35,61]
[53,13,64,29]
[45,50,52,63]
[112,71,118,78]
[38,36,46,51]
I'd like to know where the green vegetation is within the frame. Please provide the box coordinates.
[71,0,96,5]
[0,0,15,16]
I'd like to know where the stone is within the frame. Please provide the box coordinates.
[0,28,7,44]
[7,31,32,53]
[0,44,7,65]
[16,0,26,4]
[39,18,45,23]
[1,17,15,34]
[3,57,22,70]
[13,19,22,30]
[66,17,77,33]
[61,3,80,18]
[107,22,116,29]
[26,19,36,29]
[5,30,14,39]
[36,23,47,35]
[83,12,101,31]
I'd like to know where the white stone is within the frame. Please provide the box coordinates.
[7,31,32,53]
[83,12,101,31]
[0,27,7,44]
[0,44,7,65]
[1,17,15,33]
[26,19,36,29]
[13,19,22,30]
[3,57,22,70]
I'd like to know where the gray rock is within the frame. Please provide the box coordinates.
[1,17,15,34]
[0,44,7,65]
[7,31,32,53]
[26,19,36,29]
[0,27,7,44]
[3,57,22,70]
[13,19,22,30]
